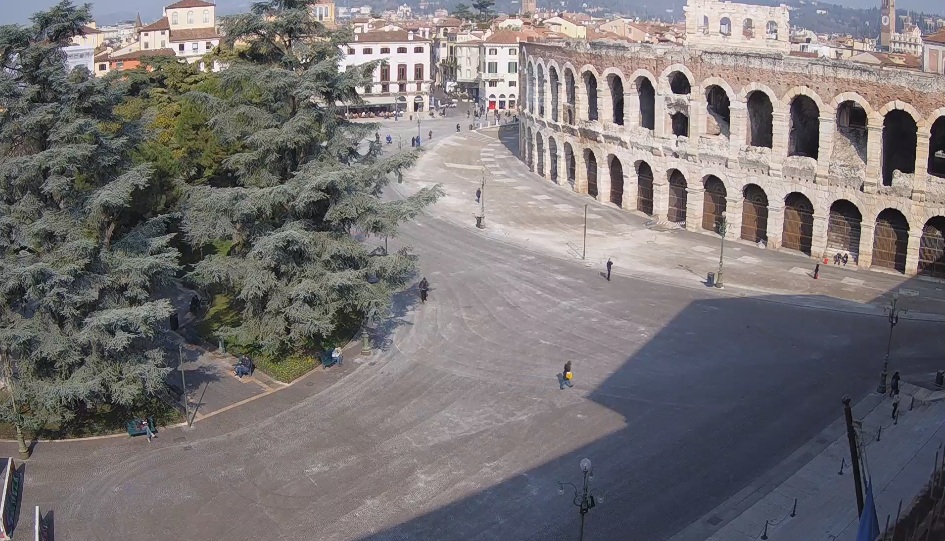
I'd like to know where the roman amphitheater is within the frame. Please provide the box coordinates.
[519,0,945,277]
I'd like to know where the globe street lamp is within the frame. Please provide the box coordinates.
[715,214,728,289]
[558,458,604,541]
[877,293,905,394]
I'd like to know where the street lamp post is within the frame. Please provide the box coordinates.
[715,214,728,289]
[558,458,604,541]
[2,346,31,460]
[417,117,422,147]
[877,293,904,394]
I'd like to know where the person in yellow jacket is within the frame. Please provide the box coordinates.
[561,361,573,389]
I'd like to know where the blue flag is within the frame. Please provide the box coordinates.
[856,479,881,541]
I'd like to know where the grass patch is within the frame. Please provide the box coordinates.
[254,355,320,383]
[0,391,184,440]
[194,291,241,345]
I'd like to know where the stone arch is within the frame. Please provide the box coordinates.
[635,160,654,215]
[828,92,875,119]
[872,208,910,273]
[746,90,774,148]
[584,148,599,198]
[671,112,689,137]
[525,126,534,170]
[537,63,546,118]
[658,64,694,93]
[704,84,732,138]
[702,175,728,232]
[536,131,545,177]
[788,94,821,159]
[781,86,827,112]
[741,184,769,243]
[608,155,624,207]
[635,75,655,130]
[548,136,559,183]
[563,66,577,124]
[720,16,732,36]
[826,199,863,263]
[882,109,918,186]
[926,110,945,178]
[667,169,688,223]
[742,17,755,38]
[919,216,945,279]
[920,106,945,135]
[564,142,576,188]
[602,68,626,126]
[738,82,779,109]
[581,68,600,122]
[549,65,561,122]
[765,20,779,39]
[834,98,869,167]
[699,77,736,104]
[877,100,922,124]
[668,70,692,95]
[782,192,815,255]
[526,62,535,114]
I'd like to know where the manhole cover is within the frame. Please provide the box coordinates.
[707,516,723,526]
[307,382,315,387]
[183,445,193,451]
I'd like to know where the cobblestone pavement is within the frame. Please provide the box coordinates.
[2,120,944,541]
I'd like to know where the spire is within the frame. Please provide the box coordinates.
[135,11,143,28]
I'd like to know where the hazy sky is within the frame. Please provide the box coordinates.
[1,0,942,25]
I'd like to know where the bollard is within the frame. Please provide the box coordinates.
[877,424,882,442]
[893,499,902,538]
[894,405,899,425]
[761,520,769,540]
[790,498,797,517]
[838,457,846,475]
[813,263,820,279]
[910,395,916,411]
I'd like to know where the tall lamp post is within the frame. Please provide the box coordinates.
[877,293,904,394]
[558,458,604,541]
[417,117,422,147]
[1,346,31,459]
[715,214,728,289]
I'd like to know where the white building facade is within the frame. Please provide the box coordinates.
[341,31,434,113]
[480,33,521,111]
[139,0,220,67]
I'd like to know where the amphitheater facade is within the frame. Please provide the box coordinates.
[518,34,945,278]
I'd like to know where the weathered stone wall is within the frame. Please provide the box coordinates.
[519,41,945,277]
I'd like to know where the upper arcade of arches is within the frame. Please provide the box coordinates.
[684,0,790,54]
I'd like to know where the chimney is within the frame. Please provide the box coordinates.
[408,30,414,40]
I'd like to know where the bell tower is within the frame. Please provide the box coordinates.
[880,0,896,50]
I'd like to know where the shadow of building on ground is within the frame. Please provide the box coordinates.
[352,269,945,541]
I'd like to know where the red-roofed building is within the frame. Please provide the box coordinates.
[138,0,221,68]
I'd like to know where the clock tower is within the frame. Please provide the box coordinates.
[879,0,895,50]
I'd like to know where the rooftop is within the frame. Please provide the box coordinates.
[109,48,177,61]
[352,30,432,43]
[927,29,945,45]
[165,0,215,8]
[170,27,221,41]
[139,17,171,32]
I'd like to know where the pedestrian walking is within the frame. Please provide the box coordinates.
[842,253,849,266]
[892,393,901,420]
[476,187,481,203]
[419,277,429,303]
[890,371,901,396]
[834,253,841,265]
[561,361,573,389]
[606,258,613,281]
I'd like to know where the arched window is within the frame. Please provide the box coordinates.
[187,11,194,24]
[720,17,732,36]
[172,12,179,25]
[766,21,779,39]
[203,10,210,24]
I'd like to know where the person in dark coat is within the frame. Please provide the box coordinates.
[891,371,901,396]
[561,361,573,389]
[419,277,429,303]
[606,258,613,281]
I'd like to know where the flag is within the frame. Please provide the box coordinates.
[856,479,881,541]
